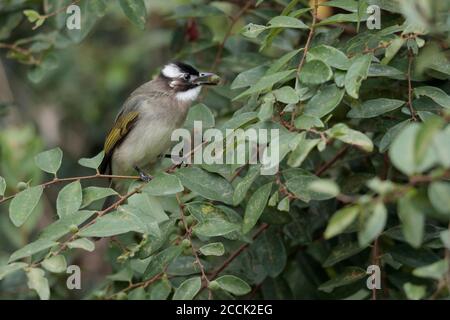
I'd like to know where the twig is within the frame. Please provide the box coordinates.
[0,173,139,205]
[176,194,212,299]
[406,51,417,121]
[40,0,82,19]
[210,0,254,71]
[371,237,380,300]
[208,223,269,280]
[106,272,167,299]
[292,0,319,125]
[315,145,350,176]
[0,43,41,65]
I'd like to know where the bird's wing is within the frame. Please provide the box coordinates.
[104,111,139,157]
[99,111,139,175]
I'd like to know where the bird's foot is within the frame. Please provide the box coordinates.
[134,166,153,182]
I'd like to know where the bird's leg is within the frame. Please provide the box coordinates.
[134,166,153,182]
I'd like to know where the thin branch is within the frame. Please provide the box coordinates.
[292,0,318,125]
[0,43,41,65]
[210,0,254,71]
[208,223,269,281]
[406,51,418,121]
[0,173,139,205]
[176,194,212,299]
[371,237,380,300]
[40,0,81,19]
[315,145,350,176]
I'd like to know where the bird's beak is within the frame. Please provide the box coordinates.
[193,72,221,86]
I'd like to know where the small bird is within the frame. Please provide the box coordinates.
[99,61,220,193]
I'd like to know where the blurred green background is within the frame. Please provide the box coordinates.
[0,0,250,298]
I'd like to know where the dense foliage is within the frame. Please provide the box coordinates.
[0,0,450,300]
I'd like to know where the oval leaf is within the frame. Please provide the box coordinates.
[9,185,43,227]
[34,148,62,176]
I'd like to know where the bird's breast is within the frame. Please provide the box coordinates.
[112,106,186,176]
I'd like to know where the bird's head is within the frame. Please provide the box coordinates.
[160,61,220,102]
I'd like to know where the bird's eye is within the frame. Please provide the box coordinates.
[182,74,190,81]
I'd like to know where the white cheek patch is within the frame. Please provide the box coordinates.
[162,63,182,78]
[176,86,201,102]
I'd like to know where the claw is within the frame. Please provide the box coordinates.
[134,166,153,182]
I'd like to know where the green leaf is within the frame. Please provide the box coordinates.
[345,54,372,99]
[0,176,6,196]
[347,99,405,118]
[23,9,40,22]
[42,255,67,273]
[78,151,104,170]
[303,84,345,118]
[57,181,82,218]
[294,115,324,130]
[67,238,95,252]
[241,23,267,38]
[433,130,450,168]
[277,196,290,212]
[193,218,240,237]
[242,182,272,234]
[307,45,351,70]
[0,262,27,280]
[233,165,260,205]
[299,60,333,85]
[287,133,320,167]
[324,206,360,239]
[173,276,201,300]
[389,123,419,176]
[318,267,366,293]
[379,120,410,153]
[403,283,426,300]
[308,179,340,198]
[414,86,450,108]
[285,174,335,202]
[231,66,267,89]
[317,13,368,26]
[415,117,444,165]
[212,275,251,296]
[34,148,63,176]
[184,104,215,129]
[9,239,57,263]
[175,167,233,204]
[9,185,43,227]
[26,268,50,300]
[255,230,287,277]
[81,187,117,208]
[199,242,225,256]
[358,202,387,246]
[273,86,299,104]
[413,259,448,280]
[39,210,95,241]
[233,70,296,100]
[327,123,373,152]
[398,192,425,248]
[78,210,145,237]
[323,242,367,267]
[143,173,183,196]
[440,230,450,250]
[428,182,450,215]
[382,37,405,64]
[149,278,172,300]
[118,0,147,29]
[267,16,309,29]
[144,246,183,278]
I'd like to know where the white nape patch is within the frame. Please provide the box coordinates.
[176,86,201,102]
[162,63,182,78]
